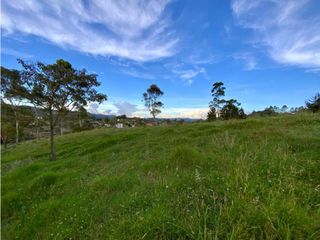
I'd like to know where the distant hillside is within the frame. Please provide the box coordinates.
[2,113,320,239]
[89,112,202,122]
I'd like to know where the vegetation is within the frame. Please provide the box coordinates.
[306,93,320,113]
[143,84,164,119]
[207,107,217,121]
[2,113,320,239]
[5,59,107,160]
[208,82,246,121]
[1,66,26,144]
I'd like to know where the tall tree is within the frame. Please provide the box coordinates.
[1,66,28,144]
[19,59,107,160]
[143,84,164,119]
[209,82,225,118]
[220,99,241,120]
[207,108,217,121]
[306,93,320,113]
[281,105,288,113]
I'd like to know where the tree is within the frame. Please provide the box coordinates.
[19,59,107,160]
[143,84,164,119]
[207,107,217,121]
[209,82,225,118]
[220,99,241,120]
[306,93,320,113]
[1,66,28,144]
[281,105,288,113]
[238,108,246,119]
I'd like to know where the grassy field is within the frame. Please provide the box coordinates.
[2,114,320,239]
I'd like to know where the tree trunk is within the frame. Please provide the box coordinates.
[36,117,40,140]
[60,119,63,136]
[15,119,19,144]
[79,114,83,128]
[49,110,56,161]
[4,137,7,150]
[1,135,7,150]
[36,127,40,140]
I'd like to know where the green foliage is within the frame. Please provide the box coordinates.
[250,106,280,117]
[208,82,246,121]
[306,93,320,113]
[143,84,164,118]
[209,81,225,110]
[2,114,320,239]
[207,107,217,121]
[1,66,27,101]
[18,59,107,160]
[220,99,246,120]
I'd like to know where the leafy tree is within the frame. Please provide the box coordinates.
[306,93,320,113]
[209,82,225,117]
[207,107,217,121]
[238,108,246,119]
[220,99,241,120]
[1,122,15,149]
[250,106,277,117]
[207,82,246,121]
[1,66,28,144]
[281,105,288,113]
[19,59,107,160]
[143,84,164,119]
[1,100,16,148]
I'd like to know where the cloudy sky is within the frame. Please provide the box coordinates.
[1,0,319,118]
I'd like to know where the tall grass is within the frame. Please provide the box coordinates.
[2,114,320,239]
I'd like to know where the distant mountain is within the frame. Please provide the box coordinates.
[89,113,116,119]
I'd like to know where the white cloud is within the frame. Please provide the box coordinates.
[87,100,208,119]
[133,107,208,119]
[232,0,320,69]
[121,68,156,80]
[160,107,208,119]
[233,52,257,70]
[1,0,178,62]
[1,47,34,58]
[171,66,206,85]
[87,102,100,114]
[113,101,139,116]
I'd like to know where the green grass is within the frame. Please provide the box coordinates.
[2,114,320,239]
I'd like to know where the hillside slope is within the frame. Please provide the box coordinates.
[2,114,320,239]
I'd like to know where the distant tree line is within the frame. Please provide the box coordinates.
[206,82,319,121]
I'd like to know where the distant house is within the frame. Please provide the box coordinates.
[115,123,123,128]
[125,122,135,128]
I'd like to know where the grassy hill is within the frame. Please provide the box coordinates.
[2,114,320,239]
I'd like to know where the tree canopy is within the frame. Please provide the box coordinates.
[143,84,164,119]
[306,93,320,113]
[18,59,107,160]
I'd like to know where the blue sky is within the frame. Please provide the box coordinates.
[1,0,319,118]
